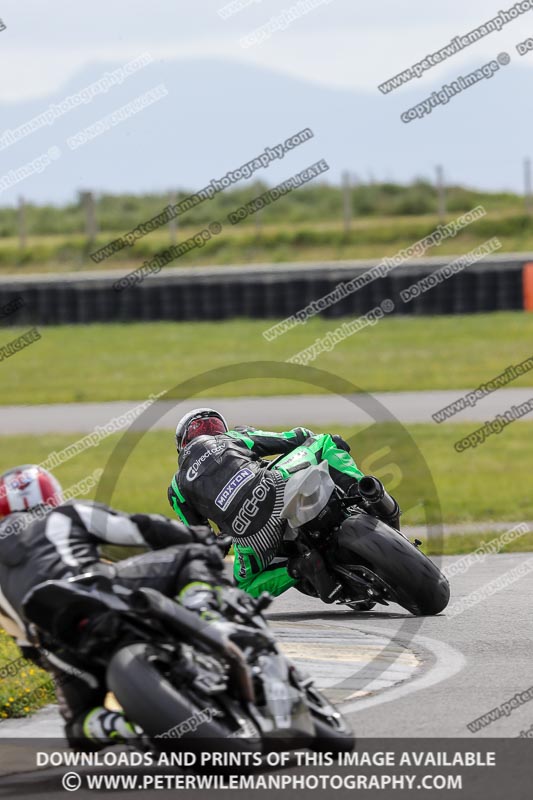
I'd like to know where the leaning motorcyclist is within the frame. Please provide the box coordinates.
[0,464,232,749]
[168,408,400,604]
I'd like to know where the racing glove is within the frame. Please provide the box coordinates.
[130,514,216,549]
[179,582,263,623]
[331,434,351,453]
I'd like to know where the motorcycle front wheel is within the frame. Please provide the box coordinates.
[106,642,262,754]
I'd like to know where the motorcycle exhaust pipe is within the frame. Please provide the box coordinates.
[358,475,399,524]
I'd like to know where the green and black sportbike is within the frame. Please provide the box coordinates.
[24,573,354,754]
[278,459,450,617]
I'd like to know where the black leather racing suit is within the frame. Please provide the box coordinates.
[167,426,316,546]
[0,500,224,737]
[167,426,360,597]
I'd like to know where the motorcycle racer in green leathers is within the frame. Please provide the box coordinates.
[168,408,400,603]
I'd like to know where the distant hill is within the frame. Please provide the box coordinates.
[0,56,531,203]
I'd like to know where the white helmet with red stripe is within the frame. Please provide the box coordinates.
[0,465,63,518]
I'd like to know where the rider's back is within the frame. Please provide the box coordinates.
[174,434,286,541]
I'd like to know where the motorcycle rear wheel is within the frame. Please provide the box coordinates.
[335,515,450,616]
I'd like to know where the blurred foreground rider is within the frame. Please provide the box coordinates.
[0,464,230,749]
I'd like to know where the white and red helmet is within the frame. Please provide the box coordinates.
[0,465,63,518]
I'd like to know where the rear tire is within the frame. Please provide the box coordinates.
[335,516,450,616]
[106,643,261,753]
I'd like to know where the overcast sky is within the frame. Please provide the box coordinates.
[0,1,531,200]
[2,0,532,101]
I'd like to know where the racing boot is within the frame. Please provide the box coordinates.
[178,581,274,659]
[68,706,140,750]
[287,549,343,604]
[178,581,225,621]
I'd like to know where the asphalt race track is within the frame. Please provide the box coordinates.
[1,553,532,743]
[1,390,532,792]
[268,553,533,739]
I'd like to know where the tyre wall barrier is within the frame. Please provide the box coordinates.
[0,257,528,326]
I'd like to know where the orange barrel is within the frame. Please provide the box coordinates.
[523,263,533,310]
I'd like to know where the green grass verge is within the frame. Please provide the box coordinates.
[2,312,533,404]
[1,218,533,274]
[0,175,530,273]
[0,423,530,526]
[0,181,525,238]
[423,532,533,556]
[0,636,55,719]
